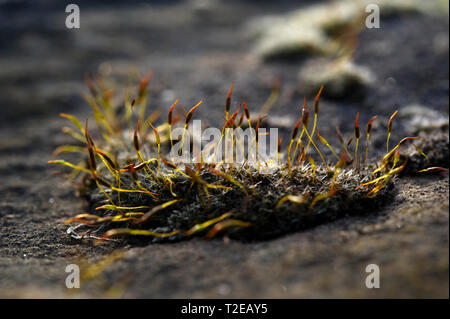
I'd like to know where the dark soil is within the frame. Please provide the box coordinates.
[0,0,448,298]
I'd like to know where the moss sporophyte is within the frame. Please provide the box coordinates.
[50,73,447,242]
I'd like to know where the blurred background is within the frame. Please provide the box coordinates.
[0,0,448,128]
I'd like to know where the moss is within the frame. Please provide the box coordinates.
[401,127,449,175]
[50,73,446,243]
[84,165,395,242]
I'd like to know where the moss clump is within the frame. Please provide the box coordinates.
[82,165,395,242]
[401,128,449,175]
[50,74,444,243]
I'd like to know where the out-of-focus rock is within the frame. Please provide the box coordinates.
[249,0,449,61]
[400,105,449,134]
[298,58,374,99]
